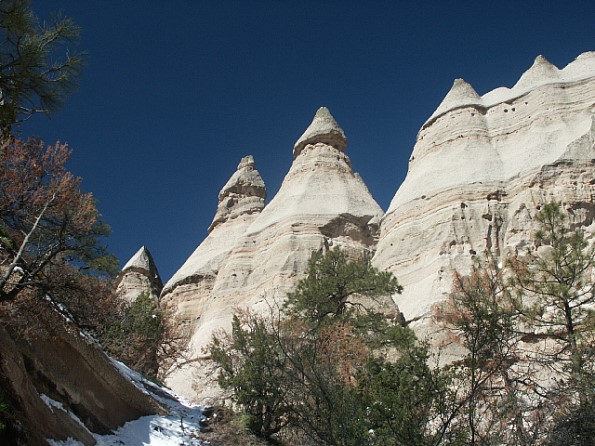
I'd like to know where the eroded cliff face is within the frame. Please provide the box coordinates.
[373,52,595,339]
[162,108,383,401]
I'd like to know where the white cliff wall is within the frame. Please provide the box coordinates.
[154,52,595,400]
[373,53,595,334]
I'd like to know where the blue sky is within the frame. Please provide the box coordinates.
[24,1,595,281]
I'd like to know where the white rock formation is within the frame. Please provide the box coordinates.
[208,155,267,233]
[162,155,266,295]
[163,107,384,401]
[160,155,266,359]
[293,106,348,157]
[154,52,595,401]
[115,246,162,303]
[373,52,595,340]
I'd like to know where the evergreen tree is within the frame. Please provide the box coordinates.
[212,248,445,445]
[210,311,291,441]
[102,291,163,380]
[511,202,594,377]
[0,0,83,137]
[438,202,595,445]
[510,202,595,443]
[284,248,402,329]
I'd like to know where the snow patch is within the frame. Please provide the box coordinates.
[40,394,90,432]
[47,360,207,445]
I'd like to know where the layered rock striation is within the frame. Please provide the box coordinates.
[148,52,595,401]
[159,155,267,394]
[162,107,384,400]
[373,52,595,334]
[115,246,163,303]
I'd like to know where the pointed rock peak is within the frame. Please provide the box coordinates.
[117,246,162,303]
[209,155,267,232]
[513,54,560,90]
[561,51,595,79]
[444,78,481,103]
[237,154,255,170]
[122,246,158,274]
[293,106,348,158]
[427,78,483,122]
[452,78,481,97]
[218,154,266,200]
[534,54,551,65]
[531,55,560,73]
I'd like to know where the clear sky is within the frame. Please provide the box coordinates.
[23,0,595,282]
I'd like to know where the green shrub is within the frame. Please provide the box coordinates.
[102,291,163,379]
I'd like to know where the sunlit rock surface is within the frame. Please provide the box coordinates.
[156,52,595,401]
[115,246,163,303]
[163,108,383,401]
[373,52,595,343]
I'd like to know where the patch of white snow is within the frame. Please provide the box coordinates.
[47,360,207,446]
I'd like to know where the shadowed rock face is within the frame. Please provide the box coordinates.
[161,108,383,401]
[373,52,595,344]
[115,246,163,303]
[0,302,164,445]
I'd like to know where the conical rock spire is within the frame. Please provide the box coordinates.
[209,155,266,232]
[163,155,266,296]
[162,108,383,401]
[116,246,163,303]
[122,246,157,273]
[513,55,560,90]
[427,78,482,122]
[293,106,347,157]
